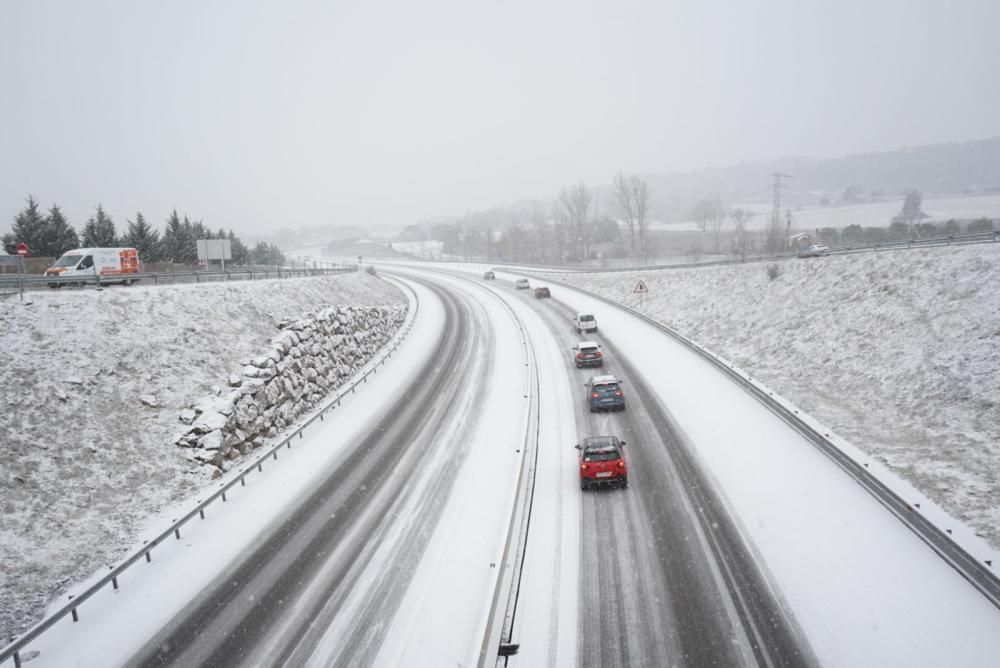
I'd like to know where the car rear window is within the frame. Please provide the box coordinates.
[583,446,621,462]
[579,315,594,321]
[593,383,619,393]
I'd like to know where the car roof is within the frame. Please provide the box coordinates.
[589,374,618,385]
[577,341,599,348]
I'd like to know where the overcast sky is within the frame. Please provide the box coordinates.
[2,0,998,237]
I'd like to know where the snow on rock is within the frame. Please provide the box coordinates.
[0,272,406,639]
[139,394,158,408]
[554,244,1000,548]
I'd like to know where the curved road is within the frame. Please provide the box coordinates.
[129,276,498,666]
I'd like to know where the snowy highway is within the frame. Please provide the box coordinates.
[17,263,1000,667]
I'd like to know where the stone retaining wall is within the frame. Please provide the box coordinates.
[174,304,407,471]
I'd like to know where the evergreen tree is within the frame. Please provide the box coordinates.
[251,241,285,266]
[967,217,995,233]
[160,210,186,263]
[6,195,49,256]
[179,216,200,263]
[44,205,80,257]
[228,230,250,265]
[122,212,161,262]
[81,205,118,247]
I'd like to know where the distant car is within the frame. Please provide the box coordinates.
[574,313,598,333]
[576,435,628,490]
[483,270,495,280]
[798,244,830,258]
[534,286,551,299]
[586,374,625,412]
[573,341,603,368]
[514,278,530,289]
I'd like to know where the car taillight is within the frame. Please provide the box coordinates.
[615,391,622,397]
[576,353,583,360]
[617,461,625,468]
[591,393,599,399]
[595,351,602,357]
[581,464,589,471]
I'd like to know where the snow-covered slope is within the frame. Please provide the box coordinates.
[0,273,405,638]
[553,244,1000,548]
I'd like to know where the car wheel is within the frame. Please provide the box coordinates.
[621,478,628,488]
[581,480,588,491]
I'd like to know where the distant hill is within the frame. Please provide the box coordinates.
[638,136,1000,220]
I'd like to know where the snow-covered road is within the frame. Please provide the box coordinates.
[15,260,1000,667]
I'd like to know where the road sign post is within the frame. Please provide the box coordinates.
[633,278,649,311]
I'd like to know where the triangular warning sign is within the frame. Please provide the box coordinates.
[633,279,648,294]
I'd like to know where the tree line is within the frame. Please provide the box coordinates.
[2,195,285,266]
[404,172,655,264]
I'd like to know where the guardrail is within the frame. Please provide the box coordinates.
[547,278,1000,612]
[0,277,419,668]
[0,265,357,292]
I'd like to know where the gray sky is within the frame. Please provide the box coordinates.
[2,0,999,236]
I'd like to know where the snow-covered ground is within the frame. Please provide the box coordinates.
[549,244,1000,549]
[653,193,1000,233]
[0,273,405,640]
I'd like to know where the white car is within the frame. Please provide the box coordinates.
[799,244,830,258]
[514,278,530,289]
[574,313,598,333]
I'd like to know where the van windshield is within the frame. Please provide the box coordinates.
[53,254,82,268]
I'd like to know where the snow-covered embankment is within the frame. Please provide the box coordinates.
[0,272,407,639]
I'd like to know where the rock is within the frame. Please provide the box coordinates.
[140,394,158,408]
[66,377,84,385]
[239,378,266,396]
[252,355,275,368]
[179,408,197,425]
[264,380,282,407]
[198,430,224,451]
[194,411,228,433]
[234,396,260,428]
[228,373,242,387]
[55,387,68,402]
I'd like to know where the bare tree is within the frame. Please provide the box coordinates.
[612,173,652,262]
[613,172,637,256]
[730,207,754,258]
[558,182,592,261]
[631,176,651,263]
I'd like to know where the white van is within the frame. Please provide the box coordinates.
[574,313,598,333]
[45,247,141,287]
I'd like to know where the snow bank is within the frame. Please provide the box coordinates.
[0,273,406,639]
[552,244,1000,547]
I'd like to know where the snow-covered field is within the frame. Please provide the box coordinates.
[551,244,1000,548]
[652,193,1000,233]
[0,273,405,639]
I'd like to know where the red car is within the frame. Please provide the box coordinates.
[575,436,628,490]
